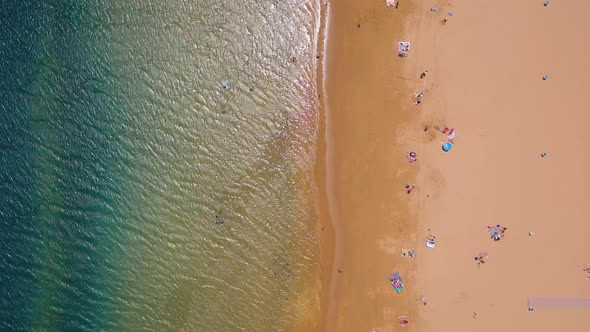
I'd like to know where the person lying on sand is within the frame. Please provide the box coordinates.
[398,316,409,326]
[417,297,428,305]
[413,92,424,105]
[402,249,415,257]
[447,128,456,143]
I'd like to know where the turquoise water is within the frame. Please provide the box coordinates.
[0,0,321,330]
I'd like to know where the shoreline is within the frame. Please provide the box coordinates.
[315,1,423,330]
[313,1,337,331]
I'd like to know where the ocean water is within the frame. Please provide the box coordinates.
[0,0,321,330]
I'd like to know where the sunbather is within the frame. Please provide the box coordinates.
[398,316,409,326]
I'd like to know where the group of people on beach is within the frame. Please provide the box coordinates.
[374,3,583,331]
[487,224,508,241]
[389,4,487,328]
[439,127,456,143]
[402,248,415,258]
[475,252,489,267]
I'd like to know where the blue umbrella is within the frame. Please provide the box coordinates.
[442,142,453,152]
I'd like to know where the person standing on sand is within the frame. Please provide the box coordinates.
[420,70,428,79]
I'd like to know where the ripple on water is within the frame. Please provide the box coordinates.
[1,0,321,330]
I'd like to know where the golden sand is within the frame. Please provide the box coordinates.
[316,0,421,331]
[316,0,590,331]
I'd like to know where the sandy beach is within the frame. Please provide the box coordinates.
[316,0,590,331]
[317,0,421,331]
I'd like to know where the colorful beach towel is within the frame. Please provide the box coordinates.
[447,128,456,143]
[390,272,404,293]
[398,42,410,57]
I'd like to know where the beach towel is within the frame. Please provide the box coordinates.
[390,273,403,292]
[397,42,410,57]
[447,129,456,143]
[398,316,408,326]
[402,249,415,257]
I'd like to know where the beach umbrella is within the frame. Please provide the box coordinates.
[442,142,453,152]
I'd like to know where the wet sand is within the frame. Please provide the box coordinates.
[317,0,423,331]
[318,0,590,331]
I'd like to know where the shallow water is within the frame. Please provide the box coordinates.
[0,0,321,330]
